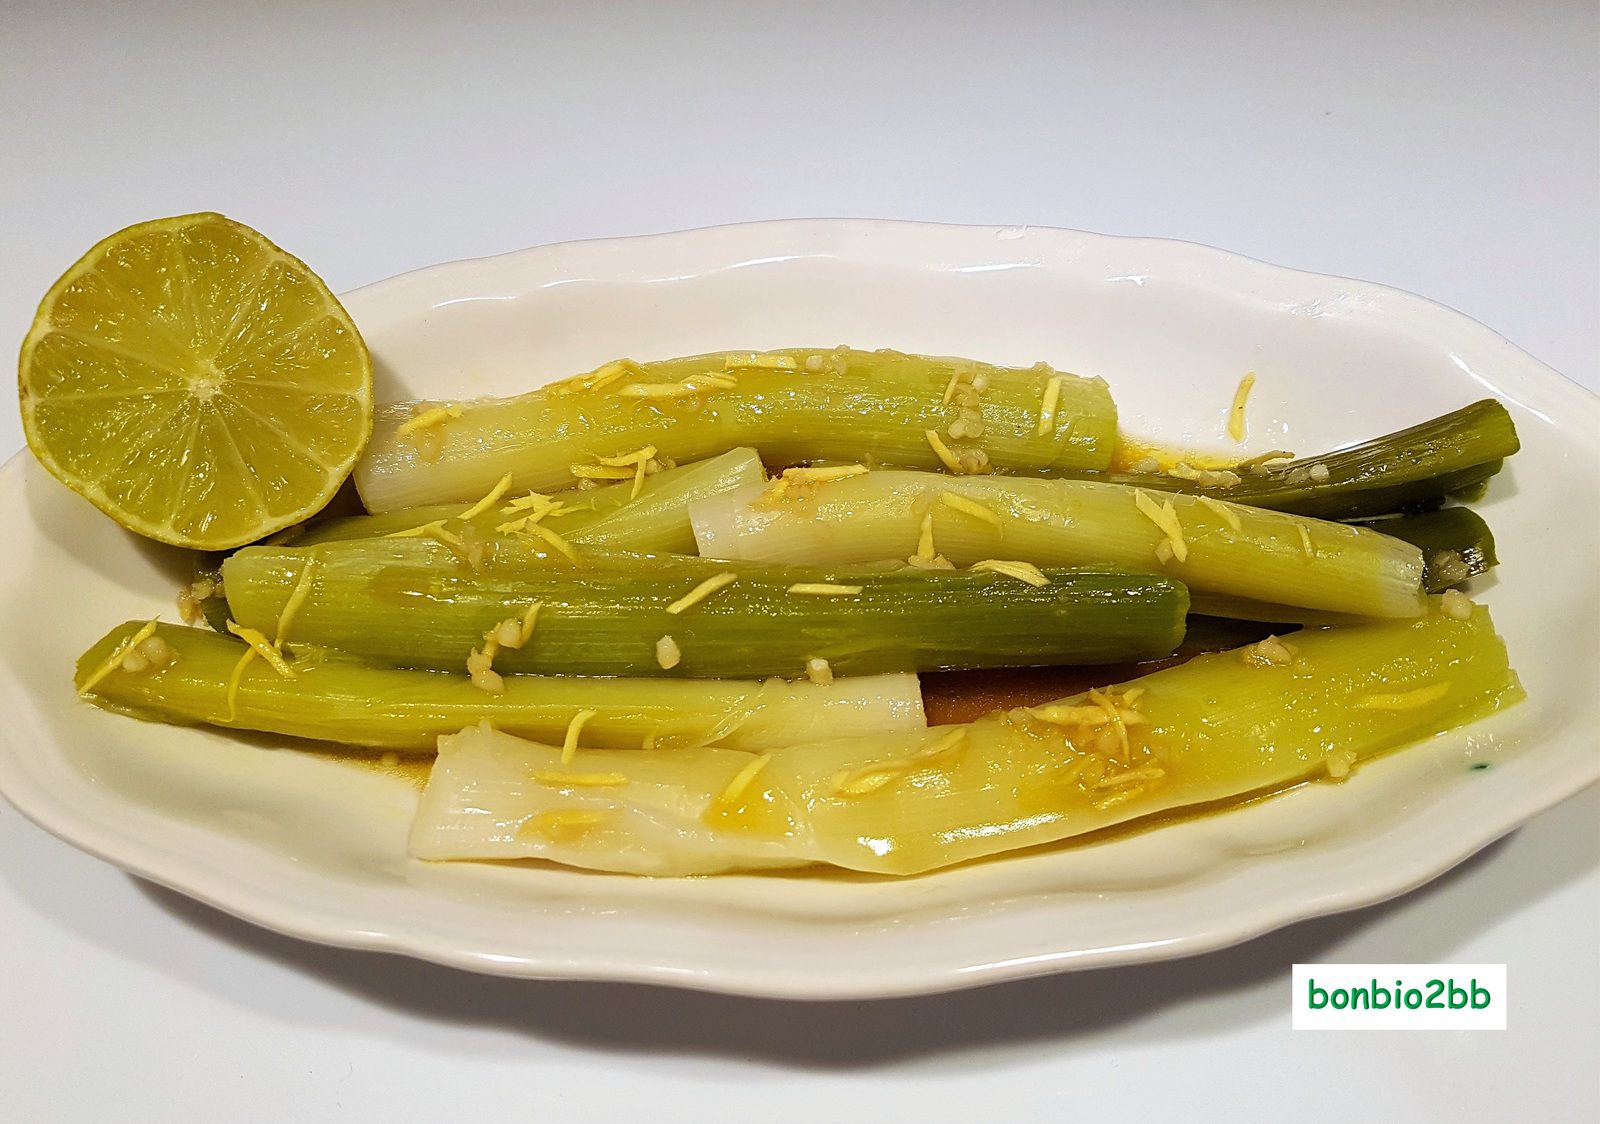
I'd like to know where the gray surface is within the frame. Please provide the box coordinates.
[1,2,1596,1120]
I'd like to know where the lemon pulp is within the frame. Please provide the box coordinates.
[19,212,373,549]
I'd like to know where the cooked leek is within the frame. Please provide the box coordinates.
[75,622,926,752]
[221,539,1189,677]
[353,348,1118,512]
[410,601,1520,875]
[1101,400,1518,519]
[692,470,1425,618]
[301,447,764,554]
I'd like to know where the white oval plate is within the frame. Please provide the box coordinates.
[1,220,1595,999]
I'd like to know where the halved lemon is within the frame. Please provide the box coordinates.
[19,212,373,549]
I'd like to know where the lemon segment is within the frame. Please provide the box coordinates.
[19,212,373,549]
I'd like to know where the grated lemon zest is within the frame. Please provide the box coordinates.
[924,429,962,473]
[517,520,581,563]
[782,464,867,484]
[915,513,937,562]
[1133,489,1188,562]
[273,558,319,648]
[518,809,611,839]
[1037,375,1063,436]
[595,445,658,467]
[1029,703,1115,727]
[913,728,967,764]
[519,603,542,646]
[560,709,598,764]
[939,491,1003,527]
[224,647,256,722]
[455,473,514,522]
[1353,682,1452,711]
[226,621,296,678]
[1198,495,1243,531]
[78,619,160,696]
[424,523,475,567]
[666,572,737,615]
[570,464,638,481]
[1228,372,1255,442]
[724,353,796,370]
[712,753,773,810]
[531,770,628,788]
[1298,524,1315,557]
[787,583,863,596]
[395,404,462,436]
[1088,687,1130,759]
[970,559,1050,587]
[385,518,447,539]
[940,369,962,406]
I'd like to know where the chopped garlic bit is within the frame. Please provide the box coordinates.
[787,582,863,596]
[1128,455,1161,475]
[531,770,629,788]
[1227,372,1255,442]
[177,577,216,625]
[805,657,834,685]
[804,354,825,373]
[119,632,175,676]
[939,491,1003,527]
[1133,489,1188,563]
[560,709,598,764]
[396,403,462,437]
[1430,550,1472,588]
[1241,634,1298,668]
[655,634,682,670]
[969,559,1050,587]
[1037,375,1064,436]
[711,753,773,810]
[666,572,737,615]
[1439,589,1474,621]
[1353,682,1451,711]
[1307,462,1331,484]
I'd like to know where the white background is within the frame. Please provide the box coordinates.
[1,2,1596,1120]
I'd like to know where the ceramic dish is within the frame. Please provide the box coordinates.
[0,220,1595,999]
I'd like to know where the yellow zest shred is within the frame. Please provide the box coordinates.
[78,619,161,696]
[830,729,966,798]
[711,753,773,810]
[596,445,658,467]
[915,513,937,562]
[1037,375,1063,436]
[560,709,598,764]
[940,369,962,406]
[939,491,1003,527]
[1298,524,1315,557]
[1228,372,1256,442]
[518,809,612,840]
[1133,489,1188,563]
[273,558,319,648]
[1088,687,1130,759]
[1198,495,1243,532]
[913,728,967,764]
[970,559,1050,587]
[924,429,962,473]
[531,770,629,788]
[519,602,542,646]
[517,520,581,563]
[666,572,737,615]
[1353,682,1452,711]
[385,518,448,539]
[455,473,515,522]
[224,647,256,722]
[424,523,476,567]
[782,464,868,484]
[570,464,639,481]
[787,583,863,596]
[724,353,796,371]
[226,621,296,679]
[502,490,565,515]
[1028,703,1115,727]
[1093,764,1167,789]
[395,403,462,436]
